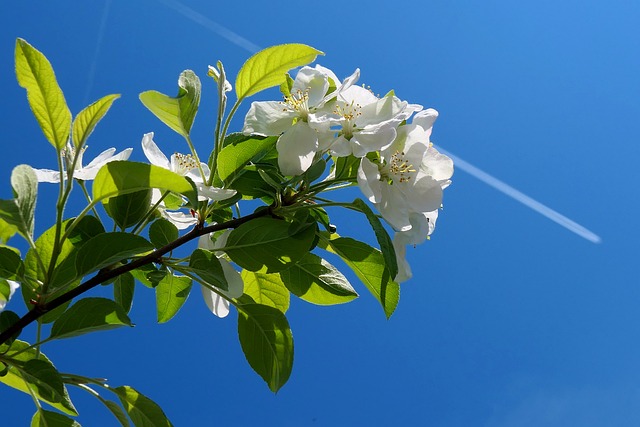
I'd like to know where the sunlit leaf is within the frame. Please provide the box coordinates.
[113,385,173,427]
[241,270,290,313]
[72,94,120,148]
[15,38,71,150]
[235,44,323,99]
[49,297,132,340]
[31,409,81,427]
[93,161,198,207]
[114,272,135,314]
[0,165,38,240]
[279,253,358,305]
[319,234,399,318]
[148,219,178,249]
[139,70,201,138]
[155,271,191,323]
[217,133,278,183]
[104,189,152,230]
[237,296,294,392]
[225,218,316,273]
[352,198,397,279]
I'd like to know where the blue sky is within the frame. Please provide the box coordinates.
[2,1,640,426]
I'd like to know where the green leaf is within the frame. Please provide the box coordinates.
[228,167,276,201]
[279,72,294,97]
[0,310,20,347]
[148,219,178,248]
[279,253,358,305]
[319,235,399,319]
[104,189,153,230]
[15,38,71,150]
[0,164,38,240]
[75,232,153,278]
[114,272,135,314]
[237,297,294,392]
[241,270,290,313]
[225,217,316,273]
[0,217,18,243]
[217,134,278,183]
[72,94,120,148]
[331,155,361,181]
[31,410,81,427]
[49,297,132,340]
[113,385,174,427]
[139,70,201,138]
[0,246,23,280]
[235,44,323,99]
[0,341,77,415]
[186,249,228,292]
[352,198,398,279]
[93,161,198,208]
[155,271,191,323]
[100,399,131,427]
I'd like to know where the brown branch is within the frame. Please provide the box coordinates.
[0,208,270,346]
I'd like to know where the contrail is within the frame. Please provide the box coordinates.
[435,146,601,243]
[147,0,601,244]
[83,0,111,106]
[154,0,261,54]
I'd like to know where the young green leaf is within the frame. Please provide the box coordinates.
[241,270,290,313]
[236,297,294,392]
[0,165,38,240]
[235,44,323,99]
[148,219,178,249]
[352,198,398,279]
[139,70,201,138]
[217,134,278,183]
[0,341,78,415]
[113,385,174,427]
[0,217,18,243]
[225,218,316,272]
[72,94,120,148]
[49,297,133,340]
[93,161,199,208]
[15,38,71,150]
[114,272,135,314]
[31,409,81,427]
[279,253,358,305]
[155,272,192,323]
[319,235,399,319]
[74,232,154,278]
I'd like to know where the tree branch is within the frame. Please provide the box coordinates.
[0,208,270,346]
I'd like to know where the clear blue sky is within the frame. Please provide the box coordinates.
[2,1,639,426]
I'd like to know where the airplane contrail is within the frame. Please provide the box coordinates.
[147,0,602,244]
[435,146,601,243]
[155,0,261,54]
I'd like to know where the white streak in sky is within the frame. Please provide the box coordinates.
[84,0,111,106]
[155,0,261,54]
[128,1,602,244]
[435,145,601,244]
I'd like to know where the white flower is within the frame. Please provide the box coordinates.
[357,109,453,232]
[151,189,198,230]
[141,132,236,202]
[0,280,20,312]
[34,142,132,183]
[315,85,422,158]
[197,231,243,318]
[243,66,358,176]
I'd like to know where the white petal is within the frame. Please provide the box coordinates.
[33,168,61,183]
[219,258,243,299]
[412,108,439,135]
[378,185,412,232]
[350,126,397,157]
[292,67,329,107]
[84,148,117,168]
[276,121,319,176]
[408,174,444,213]
[421,146,454,181]
[0,280,20,311]
[75,148,133,180]
[141,133,171,169]
[196,184,237,201]
[198,234,215,250]
[242,101,297,136]
[162,210,198,230]
[328,135,352,157]
[392,239,412,283]
[201,285,230,318]
[357,158,383,203]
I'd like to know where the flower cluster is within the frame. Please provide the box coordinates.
[242,65,453,282]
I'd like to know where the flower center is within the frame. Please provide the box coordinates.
[61,145,87,170]
[282,89,311,119]
[334,100,362,139]
[383,151,416,184]
[173,152,198,175]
